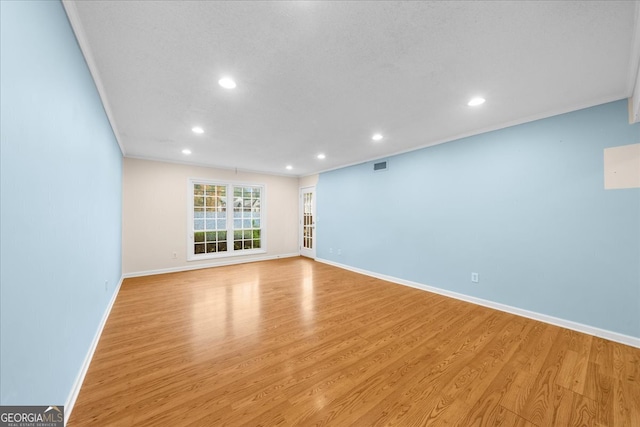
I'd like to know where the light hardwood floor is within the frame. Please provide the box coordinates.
[68,257,640,426]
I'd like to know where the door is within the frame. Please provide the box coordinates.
[300,186,316,258]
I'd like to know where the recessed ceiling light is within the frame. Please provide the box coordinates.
[286,165,293,170]
[192,126,204,134]
[182,149,192,155]
[317,153,326,160]
[372,133,383,141]
[218,77,236,89]
[468,97,486,106]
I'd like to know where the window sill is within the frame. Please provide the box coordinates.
[187,248,266,262]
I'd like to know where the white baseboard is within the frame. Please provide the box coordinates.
[63,255,638,426]
[122,252,300,279]
[316,258,640,349]
[64,276,124,425]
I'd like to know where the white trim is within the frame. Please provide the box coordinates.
[123,253,300,279]
[64,276,124,425]
[312,94,628,177]
[125,154,298,178]
[62,1,125,156]
[316,258,640,349]
[61,255,639,425]
[186,179,266,262]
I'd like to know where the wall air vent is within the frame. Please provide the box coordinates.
[373,160,388,172]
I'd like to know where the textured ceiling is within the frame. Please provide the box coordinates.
[64,1,640,177]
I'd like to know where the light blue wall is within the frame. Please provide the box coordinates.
[318,100,640,338]
[1,1,122,405]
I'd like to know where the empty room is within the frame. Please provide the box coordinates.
[1,1,640,426]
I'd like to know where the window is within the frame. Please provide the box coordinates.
[188,179,265,260]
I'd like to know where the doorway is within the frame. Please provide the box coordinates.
[299,186,316,258]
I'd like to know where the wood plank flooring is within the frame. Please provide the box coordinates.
[68,257,640,426]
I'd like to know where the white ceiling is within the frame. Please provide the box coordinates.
[64,0,640,177]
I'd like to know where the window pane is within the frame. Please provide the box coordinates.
[230,186,262,252]
[194,182,262,257]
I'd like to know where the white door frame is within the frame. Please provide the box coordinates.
[299,186,316,258]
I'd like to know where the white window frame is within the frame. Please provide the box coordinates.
[187,178,266,261]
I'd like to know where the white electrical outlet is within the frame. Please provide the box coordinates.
[104,280,108,291]
[337,249,342,255]
[329,248,333,254]
[172,252,177,259]
[471,272,479,283]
